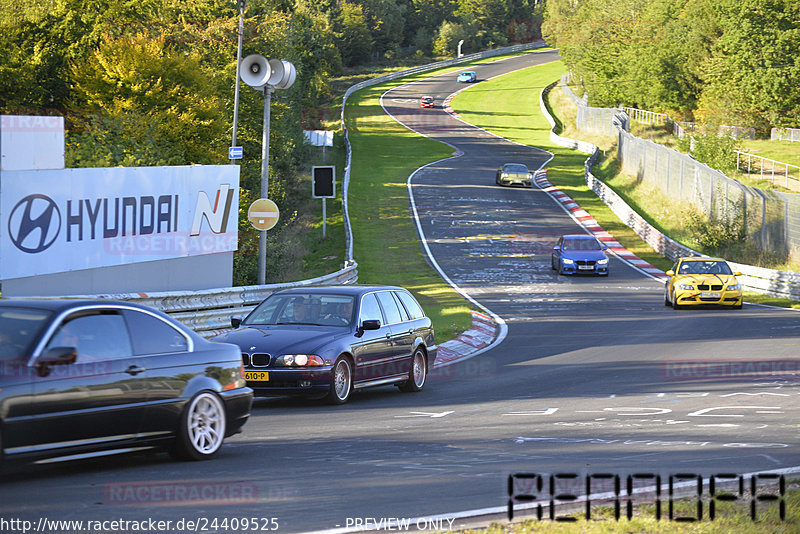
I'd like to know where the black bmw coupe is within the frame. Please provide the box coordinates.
[213,285,437,404]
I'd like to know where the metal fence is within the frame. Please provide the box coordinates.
[560,78,627,136]
[71,263,359,337]
[543,81,800,300]
[559,76,800,260]
[340,41,548,260]
[735,150,800,192]
[60,42,549,333]
[771,127,800,142]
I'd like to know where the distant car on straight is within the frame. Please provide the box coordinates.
[552,234,610,275]
[419,95,434,108]
[664,257,743,309]
[212,285,437,404]
[457,71,477,83]
[495,163,533,187]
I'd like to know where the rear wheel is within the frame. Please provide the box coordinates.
[326,357,353,404]
[399,349,427,393]
[170,392,226,461]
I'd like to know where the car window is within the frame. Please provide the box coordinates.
[395,291,424,320]
[563,238,601,251]
[46,313,133,362]
[376,291,403,325]
[504,164,528,173]
[123,310,188,355]
[359,293,383,324]
[0,308,51,361]
[391,292,410,322]
[679,261,732,275]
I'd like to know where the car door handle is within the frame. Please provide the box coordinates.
[125,365,146,375]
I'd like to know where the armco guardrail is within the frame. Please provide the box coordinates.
[59,44,546,334]
[340,41,548,260]
[541,80,800,301]
[75,263,358,336]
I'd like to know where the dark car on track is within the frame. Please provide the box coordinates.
[551,234,610,275]
[0,299,252,469]
[212,286,437,404]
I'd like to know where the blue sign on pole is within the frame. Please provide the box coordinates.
[228,146,243,160]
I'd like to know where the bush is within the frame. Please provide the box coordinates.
[685,209,744,250]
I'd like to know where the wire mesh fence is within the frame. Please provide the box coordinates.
[559,76,800,260]
[771,127,800,142]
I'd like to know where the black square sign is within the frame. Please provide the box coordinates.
[312,166,335,198]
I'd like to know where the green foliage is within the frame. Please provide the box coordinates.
[432,20,468,56]
[333,2,374,66]
[543,0,800,130]
[685,208,745,250]
[676,130,741,175]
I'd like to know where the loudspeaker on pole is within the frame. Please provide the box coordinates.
[240,54,271,88]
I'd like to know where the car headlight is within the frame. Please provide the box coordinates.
[275,354,324,367]
[727,283,741,291]
[597,258,608,265]
[677,284,694,290]
[562,258,574,265]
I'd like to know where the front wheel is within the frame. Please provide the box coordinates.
[399,349,427,393]
[671,291,681,310]
[170,392,226,461]
[326,357,353,404]
[664,289,671,306]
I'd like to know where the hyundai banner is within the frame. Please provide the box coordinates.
[1,165,239,279]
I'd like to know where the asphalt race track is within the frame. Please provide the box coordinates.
[1,51,798,533]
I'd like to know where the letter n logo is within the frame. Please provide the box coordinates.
[190,185,234,236]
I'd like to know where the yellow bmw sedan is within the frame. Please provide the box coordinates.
[665,257,743,309]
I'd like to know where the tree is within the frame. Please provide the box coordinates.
[333,2,373,66]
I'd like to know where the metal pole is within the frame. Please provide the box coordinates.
[322,198,327,238]
[257,85,273,285]
[231,2,245,156]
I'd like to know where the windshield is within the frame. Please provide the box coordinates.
[244,293,356,326]
[0,307,52,360]
[562,238,602,251]
[503,164,528,173]
[678,260,733,275]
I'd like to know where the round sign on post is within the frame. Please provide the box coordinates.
[248,198,280,231]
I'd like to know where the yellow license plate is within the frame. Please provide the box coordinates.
[245,371,269,382]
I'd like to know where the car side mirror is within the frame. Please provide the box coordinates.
[361,319,381,331]
[666,270,675,276]
[553,246,560,251]
[231,316,242,328]
[36,346,77,377]
[734,272,742,276]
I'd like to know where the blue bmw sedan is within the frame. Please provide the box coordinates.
[212,286,437,404]
[551,234,610,276]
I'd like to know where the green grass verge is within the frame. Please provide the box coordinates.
[450,61,675,273]
[739,139,800,168]
[344,78,475,341]
[449,61,800,309]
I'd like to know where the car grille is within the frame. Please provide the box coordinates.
[697,284,723,290]
[242,352,271,367]
[576,260,596,266]
[700,297,721,302]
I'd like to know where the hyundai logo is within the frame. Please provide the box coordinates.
[8,194,61,253]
